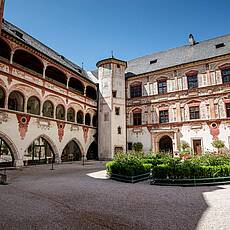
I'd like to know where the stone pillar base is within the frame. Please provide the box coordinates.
[13,159,24,167]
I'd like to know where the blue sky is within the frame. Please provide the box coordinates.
[4,0,230,70]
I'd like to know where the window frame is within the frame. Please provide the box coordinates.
[159,110,169,123]
[158,80,167,94]
[189,106,200,120]
[130,83,142,98]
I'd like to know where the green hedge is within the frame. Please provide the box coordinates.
[106,152,230,178]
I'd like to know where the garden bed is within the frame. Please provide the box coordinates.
[106,152,230,186]
[110,172,150,183]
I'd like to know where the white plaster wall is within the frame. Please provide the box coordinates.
[127,127,152,153]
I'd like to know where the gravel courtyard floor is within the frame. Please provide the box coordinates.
[0,161,230,230]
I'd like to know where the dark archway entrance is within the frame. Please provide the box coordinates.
[87,142,98,160]
[25,137,55,165]
[61,140,82,162]
[0,137,14,167]
[159,135,173,154]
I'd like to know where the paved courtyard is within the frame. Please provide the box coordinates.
[0,161,230,230]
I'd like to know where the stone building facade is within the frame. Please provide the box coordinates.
[0,2,230,166]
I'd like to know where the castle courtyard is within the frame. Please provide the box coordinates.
[0,162,230,230]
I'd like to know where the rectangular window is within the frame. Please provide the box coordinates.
[189,106,200,119]
[130,84,142,98]
[187,75,198,89]
[133,113,142,126]
[159,110,169,123]
[158,80,167,94]
[128,142,133,150]
[115,107,120,115]
[226,103,230,118]
[222,69,230,83]
[112,90,117,98]
[104,112,109,121]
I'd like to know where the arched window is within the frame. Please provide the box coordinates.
[77,111,84,124]
[27,96,40,115]
[92,115,97,127]
[42,100,54,118]
[67,108,75,122]
[69,78,84,95]
[86,86,97,100]
[0,38,11,60]
[8,91,24,112]
[13,49,44,75]
[56,104,65,120]
[45,66,67,86]
[0,87,5,108]
[133,108,142,126]
[85,113,91,126]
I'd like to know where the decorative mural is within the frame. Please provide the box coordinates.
[16,114,31,140]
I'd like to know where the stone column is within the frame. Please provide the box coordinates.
[14,159,24,167]
[43,64,47,78]
[10,51,14,64]
[176,103,181,122]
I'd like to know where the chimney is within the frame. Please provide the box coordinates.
[0,0,4,35]
[188,34,196,46]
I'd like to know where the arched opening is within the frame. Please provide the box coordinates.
[0,38,11,61]
[0,87,5,108]
[27,96,40,115]
[159,135,173,154]
[61,140,82,162]
[77,110,84,124]
[56,104,65,120]
[85,113,91,126]
[42,100,54,118]
[67,108,75,122]
[0,137,14,167]
[25,137,55,165]
[45,66,67,86]
[8,91,25,112]
[92,115,97,127]
[86,86,97,100]
[13,49,44,75]
[69,77,84,95]
[87,142,98,160]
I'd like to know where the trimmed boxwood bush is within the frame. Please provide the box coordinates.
[107,152,230,179]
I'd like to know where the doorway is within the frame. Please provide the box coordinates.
[159,135,173,154]
[193,139,202,155]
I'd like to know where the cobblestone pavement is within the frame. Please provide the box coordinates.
[0,161,230,230]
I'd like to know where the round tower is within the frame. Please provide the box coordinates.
[97,57,127,159]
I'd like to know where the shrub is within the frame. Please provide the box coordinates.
[212,139,225,154]
[180,140,190,151]
[133,142,143,152]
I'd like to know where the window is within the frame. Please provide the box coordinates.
[158,80,167,94]
[115,107,120,115]
[150,59,157,64]
[117,64,120,68]
[133,112,142,126]
[159,110,169,123]
[77,111,84,124]
[0,87,5,108]
[27,96,40,115]
[222,68,230,83]
[226,103,230,118]
[189,106,200,119]
[128,142,133,150]
[118,126,121,134]
[130,84,142,98]
[67,108,75,122]
[215,43,225,49]
[42,100,54,118]
[8,91,25,112]
[187,75,198,89]
[56,105,65,120]
[104,112,109,121]
[85,113,91,126]
[112,90,117,98]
